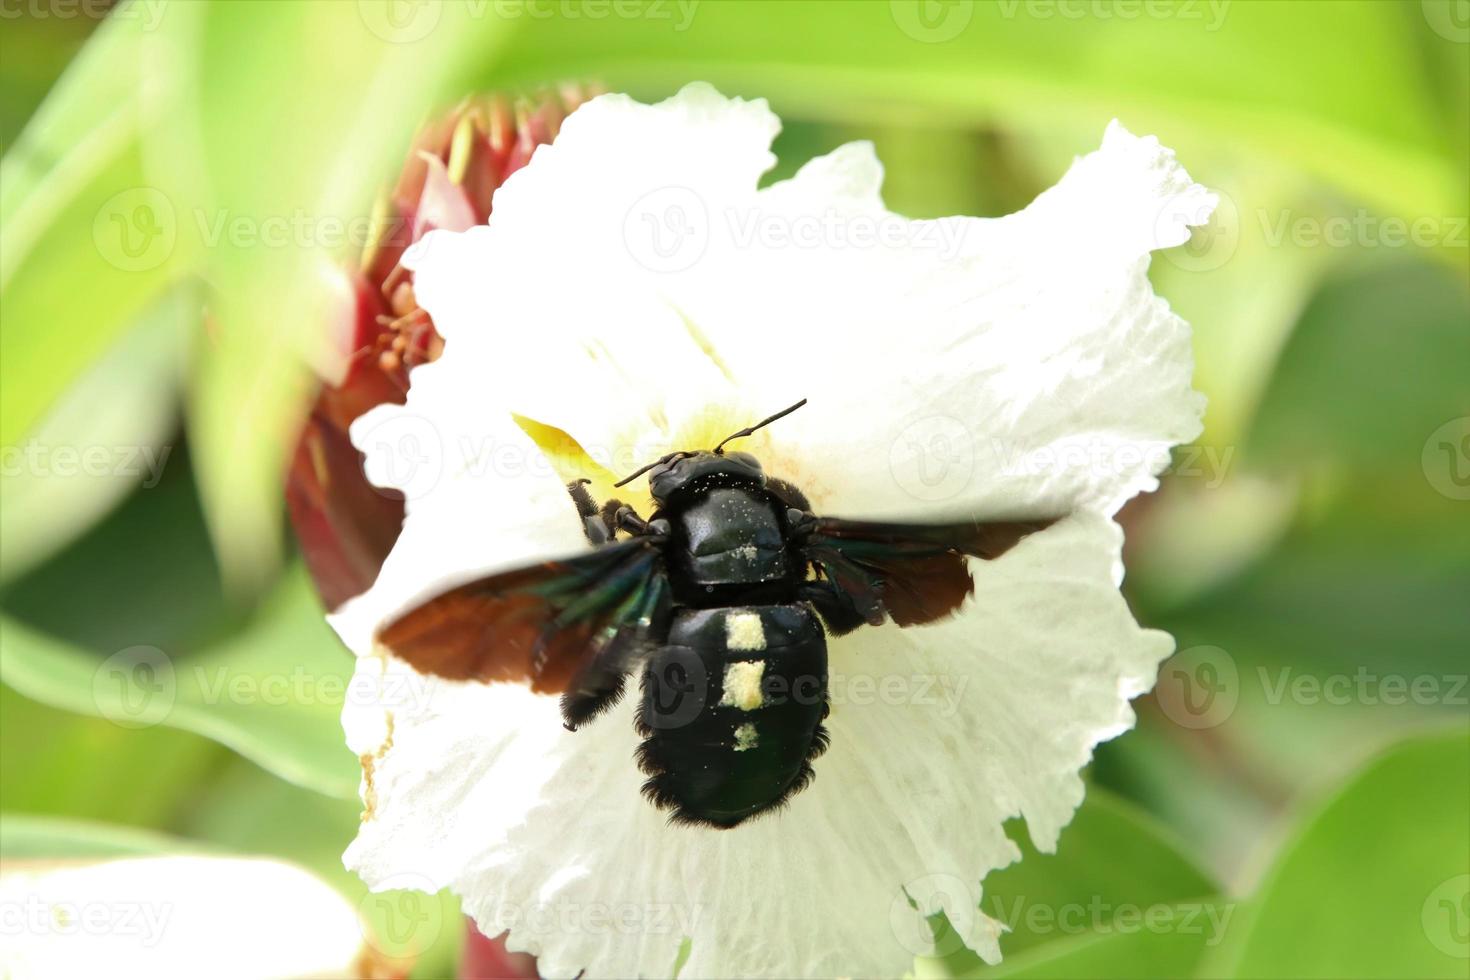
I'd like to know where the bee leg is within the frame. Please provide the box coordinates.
[566,479,613,545]
[600,499,668,538]
[800,577,869,636]
[560,629,645,731]
[561,673,627,731]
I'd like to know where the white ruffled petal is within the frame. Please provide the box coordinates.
[336,84,1212,978]
[673,121,1211,521]
[404,83,776,464]
[342,514,1161,977]
[403,86,1208,521]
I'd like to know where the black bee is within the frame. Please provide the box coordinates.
[377,400,1059,828]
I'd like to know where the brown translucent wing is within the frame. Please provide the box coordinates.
[375,538,664,694]
[803,515,1062,628]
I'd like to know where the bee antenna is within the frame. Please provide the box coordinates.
[713,398,808,454]
[612,399,808,487]
[613,451,694,489]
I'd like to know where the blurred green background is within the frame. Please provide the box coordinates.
[1,1,1466,977]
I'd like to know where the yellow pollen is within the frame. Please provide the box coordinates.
[725,611,767,651]
[733,723,759,752]
[720,661,766,711]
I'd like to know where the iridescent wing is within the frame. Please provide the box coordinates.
[375,535,670,702]
[798,516,1062,631]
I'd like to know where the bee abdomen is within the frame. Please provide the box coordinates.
[637,603,829,828]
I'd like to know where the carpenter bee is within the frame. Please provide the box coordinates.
[376,400,1061,828]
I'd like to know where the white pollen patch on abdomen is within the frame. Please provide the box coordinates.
[733,722,759,752]
[725,611,767,651]
[720,660,766,711]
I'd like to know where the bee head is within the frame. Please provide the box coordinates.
[612,400,805,500]
[646,450,765,504]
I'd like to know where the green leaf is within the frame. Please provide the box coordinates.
[0,3,197,468]
[0,812,198,859]
[1203,729,1470,978]
[916,788,1220,977]
[0,564,358,798]
[973,902,1232,979]
[479,1,1463,225]
[0,3,151,221]
[140,1,511,596]
[0,285,189,585]
[0,0,96,153]
[0,685,228,829]
[0,81,189,467]
[984,790,1217,956]
[0,435,239,654]
[5,3,512,595]
[1133,261,1470,815]
[1249,261,1470,485]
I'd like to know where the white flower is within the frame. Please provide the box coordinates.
[331,83,1213,978]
